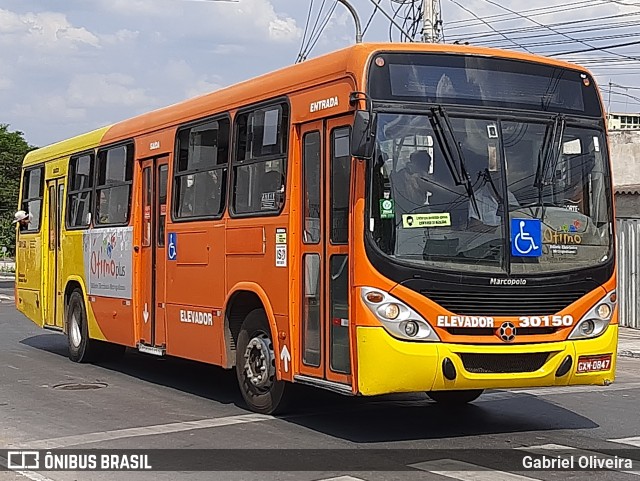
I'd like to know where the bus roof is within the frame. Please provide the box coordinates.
[24,42,593,166]
[22,126,111,168]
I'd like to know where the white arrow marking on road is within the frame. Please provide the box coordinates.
[143,303,149,323]
[280,344,290,373]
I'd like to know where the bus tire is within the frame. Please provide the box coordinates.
[235,309,288,414]
[426,389,484,405]
[66,290,96,363]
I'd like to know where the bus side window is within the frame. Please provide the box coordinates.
[94,144,134,226]
[67,153,94,228]
[20,167,44,232]
[232,103,289,215]
[174,117,229,220]
[330,127,350,244]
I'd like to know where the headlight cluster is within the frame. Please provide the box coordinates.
[568,290,617,340]
[361,287,440,341]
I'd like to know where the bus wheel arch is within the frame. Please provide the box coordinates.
[223,286,278,368]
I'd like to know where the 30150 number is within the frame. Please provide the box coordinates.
[519,315,574,327]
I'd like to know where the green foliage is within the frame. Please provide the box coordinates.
[0,124,36,256]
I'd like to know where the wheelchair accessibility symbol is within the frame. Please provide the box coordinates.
[511,219,542,257]
[168,232,177,260]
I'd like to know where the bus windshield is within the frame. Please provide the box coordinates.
[368,112,612,275]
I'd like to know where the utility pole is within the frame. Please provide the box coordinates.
[422,0,442,43]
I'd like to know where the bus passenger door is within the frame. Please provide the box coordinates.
[45,178,65,329]
[139,157,169,348]
[323,118,352,384]
[298,118,352,386]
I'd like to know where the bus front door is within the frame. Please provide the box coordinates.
[45,178,65,329]
[139,157,169,349]
[298,117,352,387]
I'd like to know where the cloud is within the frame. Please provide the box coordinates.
[0,9,100,51]
[67,73,156,108]
[100,29,140,45]
[12,95,86,122]
[0,77,12,90]
[164,59,224,99]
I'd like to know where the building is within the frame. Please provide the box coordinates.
[608,112,640,131]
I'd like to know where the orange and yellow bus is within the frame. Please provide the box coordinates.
[15,43,617,413]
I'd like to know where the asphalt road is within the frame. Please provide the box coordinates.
[1,279,640,481]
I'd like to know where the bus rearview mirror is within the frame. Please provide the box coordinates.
[351,110,376,160]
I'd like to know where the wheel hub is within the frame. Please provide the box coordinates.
[70,310,82,348]
[243,334,275,391]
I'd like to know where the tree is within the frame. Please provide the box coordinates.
[0,124,36,256]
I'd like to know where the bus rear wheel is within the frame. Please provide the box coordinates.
[235,309,288,414]
[426,389,484,405]
[66,290,96,363]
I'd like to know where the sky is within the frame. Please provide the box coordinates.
[1,0,639,147]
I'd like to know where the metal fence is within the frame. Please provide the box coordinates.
[617,218,640,329]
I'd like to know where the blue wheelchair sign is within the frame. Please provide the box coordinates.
[168,233,177,261]
[511,219,542,257]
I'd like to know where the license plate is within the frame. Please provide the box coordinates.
[576,355,612,373]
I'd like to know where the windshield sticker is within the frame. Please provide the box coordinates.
[379,199,395,219]
[402,213,451,228]
[511,219,542,257]
[549,244,578,255]
[543,228,582,245]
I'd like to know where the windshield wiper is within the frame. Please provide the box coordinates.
[533,114,566,206]
[429,106,480,217]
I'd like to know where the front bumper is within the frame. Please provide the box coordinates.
[356,324,618,396]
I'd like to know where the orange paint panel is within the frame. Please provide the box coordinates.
[89,296,135,347]
[290,81,355,124]
[226,227,264,255]
[165,303,223,364]
[176,231,209,265]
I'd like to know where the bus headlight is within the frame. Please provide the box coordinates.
[569,290,616,340]
[361,287,439,342]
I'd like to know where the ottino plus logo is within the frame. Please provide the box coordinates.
[90,234,126,279]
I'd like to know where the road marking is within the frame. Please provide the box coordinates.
[609,436,640,447]
[0,455,56,481]
[479,382,640,401]
[7,365,19,370]
[315,477,367,481]
[24,413,275,449]
[411,459,541,480]
[519,444,640,476]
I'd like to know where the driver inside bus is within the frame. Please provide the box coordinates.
[393,150,433,212]
[469,169,519,229]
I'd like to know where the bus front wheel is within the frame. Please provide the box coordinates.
[426,389,484,405]
[235,309,288,414]
[66,290,96,363]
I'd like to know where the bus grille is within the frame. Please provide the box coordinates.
[446,327,557,337]
[459,353,550,374]
[422,289,587,316]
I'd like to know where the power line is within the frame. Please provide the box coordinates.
[478,0,640,62]
[551,38,640,56]
[444,0,534,52]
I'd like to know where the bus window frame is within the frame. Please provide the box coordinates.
[171,113,231,223]
[93,140,135,228]
[19,165,45,234]
[65,149,95,230]
[229,96,290,219]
